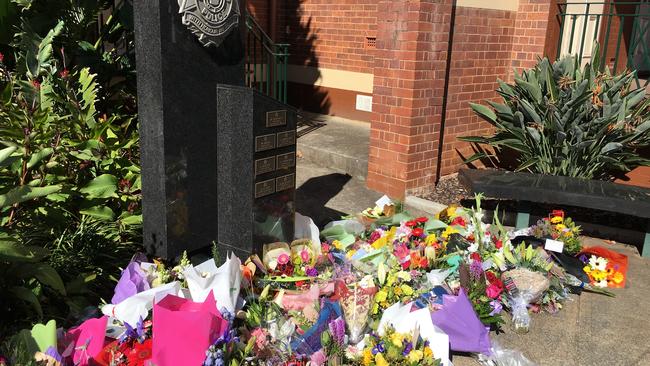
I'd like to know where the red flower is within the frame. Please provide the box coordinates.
[415,217,428,223]
[486,284,502,299]
[485,271,498,284]
[551,210,565,218]
[495,239,503,249]
[450,217,466,227]
[59,68,69,78]
[412,227,424,238]
[470,252,481,262]
[125,339,152,366]
[31,79,41,89]
[405,220,417,227]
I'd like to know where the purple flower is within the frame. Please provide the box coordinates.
[44,346,62,362]
[489,300,503,316]
[469,259,483,279]
[372,342,385,355]
[402,342,413,356]
[328,317,345,346]
[578,254,589,263]
[306,267,319,277]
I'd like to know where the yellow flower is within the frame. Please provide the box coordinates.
[362,348,373,366]
[332,240,342,250]
[583,265,592,274]
[401,284,414,296]
[396,271,412,282]
[375,353,389,366]
[390,332,404,347]
[610,271,624,284]
[424,246,436,260]
[375,290,388,303]
[550,216,563,224]
[447,206,457,217]
[386,226,397,242]
[442,226,458,240]
[555,224,566,231]
[424,234,437,246]
[424,346,433,358]
[372,236,388,249]
[394,286,403,296]
[346,249,357,259]
[407,350,424,363]
[591,269,607,282]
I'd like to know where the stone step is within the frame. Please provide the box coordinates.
[296,112,370,181]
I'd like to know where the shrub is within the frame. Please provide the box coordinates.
[0,1,140,335]
[460,47,650,180]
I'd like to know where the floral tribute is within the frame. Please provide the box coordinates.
[7,195,625,366]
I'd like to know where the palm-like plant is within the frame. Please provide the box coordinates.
[460,46,650,180]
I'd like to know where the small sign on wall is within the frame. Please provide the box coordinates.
[356,95,373,112]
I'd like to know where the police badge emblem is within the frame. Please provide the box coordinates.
[177,0,240,47]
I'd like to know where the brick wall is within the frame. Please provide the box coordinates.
[367,0,452,198]
[278,0,377,73]
[248,0,270,33]
[439,7,516,176]
[511,0,552,73]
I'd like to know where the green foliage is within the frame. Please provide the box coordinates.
[0,0,139,336]
[460,46,650,180]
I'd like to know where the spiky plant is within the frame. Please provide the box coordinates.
[460,45,650,180]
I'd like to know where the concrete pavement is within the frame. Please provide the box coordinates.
[295,160,650,366]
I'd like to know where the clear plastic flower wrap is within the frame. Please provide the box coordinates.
[477,340,537,366]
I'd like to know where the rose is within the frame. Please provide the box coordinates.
[411,227,424,238]
[495,239,503,249]
[415,217,428,223]
[300,249,310,262]
[486,283,503,299]
[405,220,417,227]
[450,217,466,226]
[278,253,290,265]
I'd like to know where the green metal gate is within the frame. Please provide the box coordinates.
[557,1,650,88]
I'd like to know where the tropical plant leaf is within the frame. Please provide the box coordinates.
[0,185,62,208]
[10,286,43,317]
[79,174,118,198]
[79,205,115,220]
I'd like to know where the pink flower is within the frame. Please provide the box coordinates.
[486,284,503,299]
[300,249,310,262]
[277,253,290,265]
[310,349,327,366]
[251,327,270,352]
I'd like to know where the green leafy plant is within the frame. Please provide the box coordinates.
[0,3,140,336]
[460,46,650,180]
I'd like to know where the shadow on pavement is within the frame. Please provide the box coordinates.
[296,172,350,227]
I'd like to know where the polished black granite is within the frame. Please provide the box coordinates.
[134,0,246,259]
[459,169,650,219]
[216,85,296,255]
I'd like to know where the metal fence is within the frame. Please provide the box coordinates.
[557,1,650,88]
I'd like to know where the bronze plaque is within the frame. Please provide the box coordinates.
[275,173,295,192]
[255,134,276,152]
[255,156,276,176]
[254,178,275,198]
[276,152,295,170]
[276,130,296,147]
[266,110,287,128]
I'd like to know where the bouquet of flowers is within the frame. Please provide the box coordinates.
[529,210,582,255]
[355,326,441,366]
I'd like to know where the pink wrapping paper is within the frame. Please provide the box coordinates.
[151,291,228,366]
[66,316,108,366]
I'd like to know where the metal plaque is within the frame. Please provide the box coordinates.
[276,152,295,170]
[276,130,296,147]
[254,178,275,198]
[266,110,287,128]
[177,0,240,48]
[254,156,276,176]
[275,173,295,192]
[255,134,276,152]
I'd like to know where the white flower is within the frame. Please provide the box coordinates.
[468,242,479,253]
[589,255,608,271]
[595,279,608,288]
